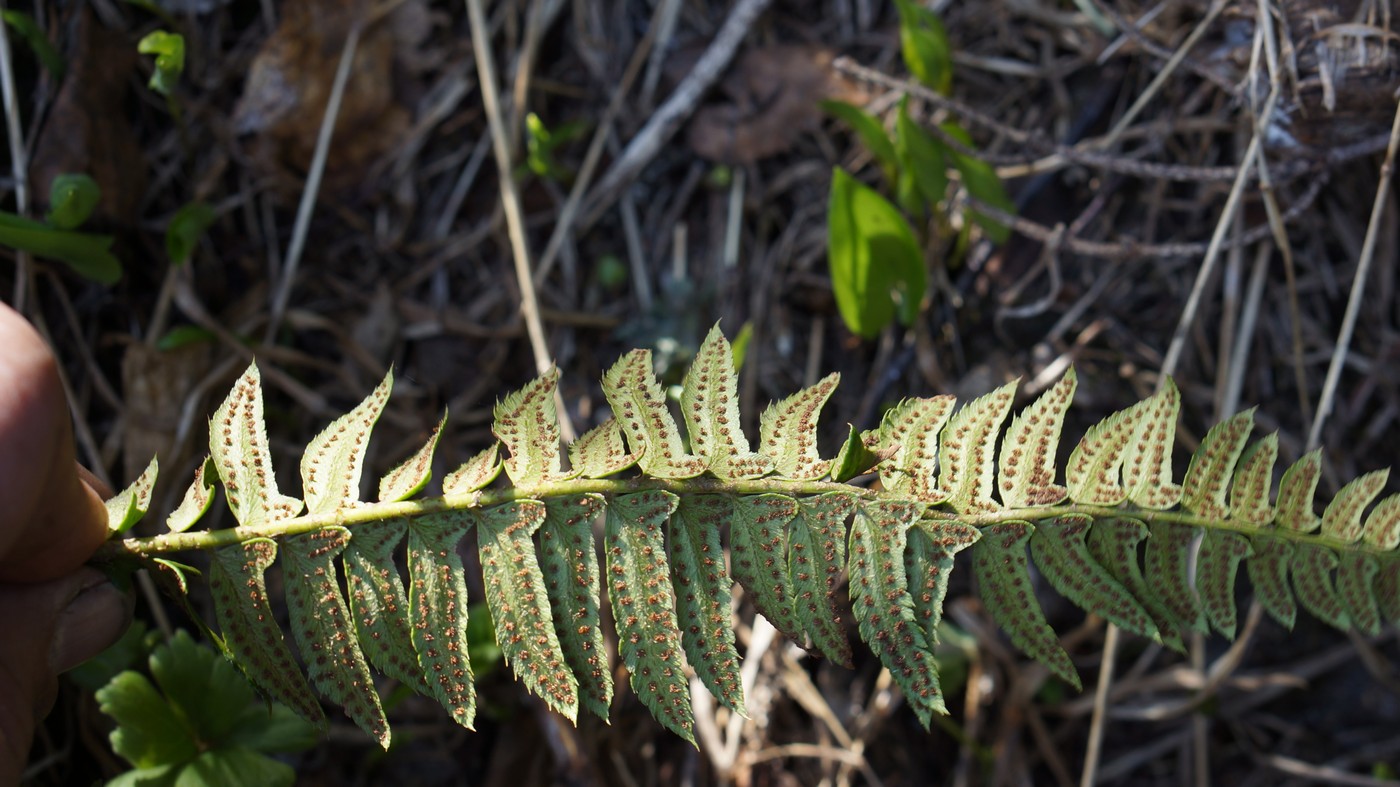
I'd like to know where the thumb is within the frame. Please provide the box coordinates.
[0,568,131,784]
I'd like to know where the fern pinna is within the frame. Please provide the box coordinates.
[97,326,1400,746]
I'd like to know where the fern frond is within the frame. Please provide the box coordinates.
[97,330,1400,745]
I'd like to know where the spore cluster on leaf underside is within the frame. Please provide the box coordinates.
[103,325,1400,746]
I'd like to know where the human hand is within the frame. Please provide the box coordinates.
[0,303,130,784]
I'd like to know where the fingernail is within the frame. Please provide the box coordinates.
[50,572,131,673]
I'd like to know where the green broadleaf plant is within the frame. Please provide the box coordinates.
[827,168,926,338]
[96,326,1400,746]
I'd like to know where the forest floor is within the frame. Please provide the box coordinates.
[8,0,1400,785]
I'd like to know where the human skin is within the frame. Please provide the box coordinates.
[0,302,130,784]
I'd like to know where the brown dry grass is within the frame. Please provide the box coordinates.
[7,0,1400,784]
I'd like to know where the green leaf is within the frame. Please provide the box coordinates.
[1121,379,1183,510]
[477,500,578,720]
[406,511,479,728]
[1336,552,1381,635]
[282,528,388,747]
[443,444,502,494]
[669,495,745,714]
[156,325,216,351]
[876,395,956,501]
[175,748,296,787]
[1086,517,1183,652]
[605,491,694,742]
[971,521,1080,689]
[1144,521,1207,635]
[602,350,706,479]
[166,201,215,266]
[1066,393,1151,506]
[1,11,65,78]
[830,423,888,482]
[1276,449,1324,532]
[568,418,636,478]
[209,364,302,528]
[493,369,567,486]
[107,455,158,534]
[827,167,926,337]
[1246,534,1297,629]
[1321,469,1388,544]
[166,457,215,532]
[681,325,772,480]
[894,97,949,216]
[208,540,325,728]
[537,494,612,720]
[942,121,1014,243]
[1364,494,1400,550]
[729,494,804,644]
[1030,515,1160,642]
[46,173,100,230]
[0,212,120,283]
[378,412,445,502]
[849,499,945,723]
[138,30,184,96]
[1230,434,1278,526]
[1195,530,1253,638]
[302,371,392,514]
[730,322,754,372]
[894,0,953,94]
[342,519,424,692]
[938,380,1017,513]
[96,671,198,770]
[1374,557,1400,626]
[758,373,839,480]
[904,519,980,649]
[1291,544,1351,631]
[788,492,858,666]
[999,369,1076,508]
[820,100,898,186]
[1182,409,1255,519]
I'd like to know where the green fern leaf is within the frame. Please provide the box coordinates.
[1144,521,1207,635]
[831,423,890,482]
[849,499,945,723]
[1195,530,1253,638]
[301,371,391,514]
[478,500,579,720]
[107,455,158,534]
[603,351,706,479]
[606,491,694,742]
[569,418,636,478]
[1246,534,1297,629]
[209,364,302,527]
[789,493,858,666]
[342,519,425,693]
[406,511,478,728]
[904,518,980,647]
[1363,495,1400,550]
[1121,379,1182,509]
[876,395,955,501]
[282,528,388,747]
[1230,434,1278,526]
[1276,449,1324,532]
[166,456,215,533]
[1290,544,1350,630]
[1336,553,1381,635]
[938,380,1017,512]
[1086,517,1184,651]
[729,494,805,643]
[971,520,1080,689]
[758,373,840,480]
[1321,469,1388,543]
[670,495,746,714]
[443,444,502,495]
[493,369,567,486]
[681,325,772,480]
[379,413,445,502]
[1065,393,1148,506]
[537,495,613,720]
[1030,515,1160,642]
[999,370,1075,508]
[208,540,325,728]
[1374,558,1400,625]
[1182,409,1255,519]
